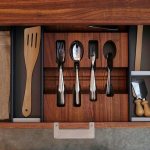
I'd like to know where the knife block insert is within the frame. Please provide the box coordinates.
[12,27,43,120]
[43,32,129,122]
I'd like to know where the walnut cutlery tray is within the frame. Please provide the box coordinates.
[1,25,150,129]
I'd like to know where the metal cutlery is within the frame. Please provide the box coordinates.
[70,41,83,106]
[103,40,116,97]
[56,40,65,107]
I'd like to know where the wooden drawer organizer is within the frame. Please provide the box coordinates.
[44,32,128,122]
[1,25,150,129]
[129,26,150,122]
[12,27,42,120]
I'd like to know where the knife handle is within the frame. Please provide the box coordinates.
[57,66,65,107]
[134,99,144,116]
[142,101,150,117]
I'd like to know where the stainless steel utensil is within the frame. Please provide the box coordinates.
[103,41,116,97]
[90,53,96,100]
[132,80,148,99]
[56,41,65,106]
[106,53,113,97]
[70,41,83,106]
[89,41,98,101]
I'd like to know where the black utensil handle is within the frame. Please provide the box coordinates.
[73,84,81,106]
[57,65,65,106]
[106,68,114,97]
[57,86,65,107]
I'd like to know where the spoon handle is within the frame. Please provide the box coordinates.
[106,67,114,96]
[73,64,81,106]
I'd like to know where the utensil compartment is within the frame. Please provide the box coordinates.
[129,26,150,121]
[11,27,43,121]
[43,32,129,122]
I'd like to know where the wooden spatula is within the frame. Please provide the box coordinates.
[22,26,41,117]
[135,25,143,70]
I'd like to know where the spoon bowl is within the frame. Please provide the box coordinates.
[70,40,84,106]
[70,41,84,63]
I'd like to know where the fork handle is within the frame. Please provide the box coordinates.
[22,73,32,117]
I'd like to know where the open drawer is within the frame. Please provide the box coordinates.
[1,25,150,130]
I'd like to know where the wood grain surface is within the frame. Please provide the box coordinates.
[43,32,128,122]
[44,94,128,122]
[44,25,129,32]
[0,0,149,25]
[2,121,150,128]
[0,31,10,120]
[1,122,150,128]
[44,68,127,94]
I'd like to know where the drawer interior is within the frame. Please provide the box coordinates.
[12,27,43,120]
[129,26,150,121]
[3,25,150,123]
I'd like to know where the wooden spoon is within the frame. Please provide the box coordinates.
[22,26,41,117]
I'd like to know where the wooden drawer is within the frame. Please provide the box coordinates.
[0,24,150,128]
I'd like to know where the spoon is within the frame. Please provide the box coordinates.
[103,40,116,97]
[70,41,83,106]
